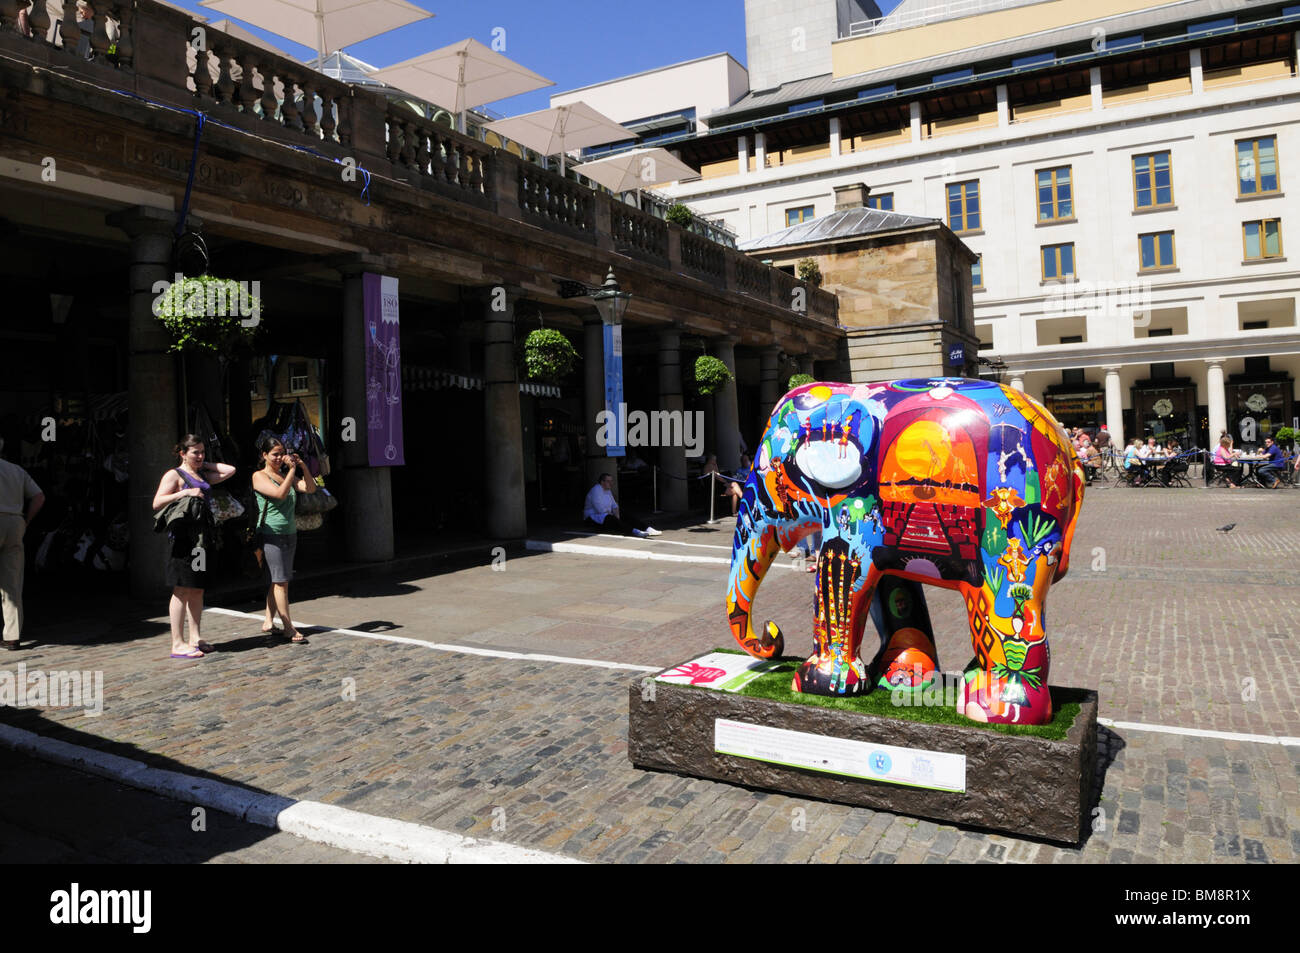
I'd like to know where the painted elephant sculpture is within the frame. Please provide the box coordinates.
[725,378,1084,725]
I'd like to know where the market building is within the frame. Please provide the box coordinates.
[0,0,842,597]
[560,0,1300,450]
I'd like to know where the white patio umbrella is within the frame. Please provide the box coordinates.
[197,0,434,67]
[369,38,554,134]
[573,147,699,193]
[485,102,631,175]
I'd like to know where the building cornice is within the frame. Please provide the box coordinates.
[996,331,1300,372]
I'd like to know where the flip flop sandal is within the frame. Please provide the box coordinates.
[170,649,205,659]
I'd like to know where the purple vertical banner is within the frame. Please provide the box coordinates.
[363,273,405,466]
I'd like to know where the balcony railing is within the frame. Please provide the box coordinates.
[0,0,838,327]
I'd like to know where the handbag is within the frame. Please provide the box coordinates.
[241,494,270,577]
[209,487,245,523]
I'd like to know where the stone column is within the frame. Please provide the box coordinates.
[996,84,1009,126]
[107,207,181,599]
[339,264,394,561]
[829,117,841,157]
[483,290,527,538]
[754,132,766,170]
[1009,375,1025,392]
[1090,66,1102,111]
[583,316,615,491]
[1206,359,1228,444]
[711,337,741,471]
[759,346,782,424]
[910,101,922,142]
[737,135,749,176]
[799,355,816,378]
[1190,48,1204,95]
[1104,365,1125,448]
[657,329,688,512]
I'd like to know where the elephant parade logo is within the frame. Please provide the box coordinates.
[724,377,1084,725]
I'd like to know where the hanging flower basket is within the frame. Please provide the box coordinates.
[153,274,262,356]
[523,328,578,383]
[787,373,814,390]
[694,355,734,396]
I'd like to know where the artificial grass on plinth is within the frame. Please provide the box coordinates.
[701,648,1080,741]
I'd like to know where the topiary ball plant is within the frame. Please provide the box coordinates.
[694,355,734,396]
[524,328,578,383]
[787,373,814,390]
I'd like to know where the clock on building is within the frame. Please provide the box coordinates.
[1153,398,1173,417]
[1246,393,1268,413]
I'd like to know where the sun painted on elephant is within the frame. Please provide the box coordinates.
[724,378,1085,725]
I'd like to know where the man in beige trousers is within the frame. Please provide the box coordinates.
[0,438,45,651]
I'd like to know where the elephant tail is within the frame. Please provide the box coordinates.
[726,522,786,659]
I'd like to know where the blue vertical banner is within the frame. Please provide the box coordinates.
[603,321,625,457]
[363,273,405,466]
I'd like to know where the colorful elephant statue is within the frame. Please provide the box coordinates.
[725,378,1085,725]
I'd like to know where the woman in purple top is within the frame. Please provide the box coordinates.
[151,434,235,659]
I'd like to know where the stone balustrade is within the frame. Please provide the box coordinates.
[0,0,838,328]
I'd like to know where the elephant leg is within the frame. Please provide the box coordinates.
[959,553,1054,725]
[792,537,870,696]
[868,574,940,695]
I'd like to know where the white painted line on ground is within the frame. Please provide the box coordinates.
[570,531,734,552]
[1098,718,1299,747]
[0,723,581,864]
[204,607,661,673]
[209,600,1299,750]
[524,538,804,569]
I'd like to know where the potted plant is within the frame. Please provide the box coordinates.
[796,258,823,287]
[694,355,734,396]
[1275,426,1297,450]
[787,373,814,391]
[665,203,694,227]
[523,328,578,383]
[153,274,262,356]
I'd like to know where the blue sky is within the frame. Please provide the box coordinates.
[170,0,903,116]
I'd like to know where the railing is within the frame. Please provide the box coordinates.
[386,105,492,199]
[610,203,668,261]
[734,256,771,298]
[844,0,1049,36]
[680,231,725,281]
[518,162,595,235]
[0,0,838,330]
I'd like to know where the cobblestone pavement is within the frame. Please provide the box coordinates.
[2,488,1297,862]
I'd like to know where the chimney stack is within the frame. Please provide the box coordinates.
[833,183,871,211]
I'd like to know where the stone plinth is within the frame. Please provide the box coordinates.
[628,664,1097,845]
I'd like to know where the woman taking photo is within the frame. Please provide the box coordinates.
[252,434,317,643]
[152,435,236,659]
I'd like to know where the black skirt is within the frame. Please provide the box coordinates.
[164,527,207,589]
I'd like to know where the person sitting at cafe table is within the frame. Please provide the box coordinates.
[1213,436,1242,489]
[1164,437,1182,455]
[1077,441,1100,481]
[1259,436,1287,488]
[1139,436,1160,459]
[1123,437,1146,484]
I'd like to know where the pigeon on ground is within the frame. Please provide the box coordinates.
[1216,523,1236,533]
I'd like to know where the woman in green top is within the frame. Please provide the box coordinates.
[252,434,317,643]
